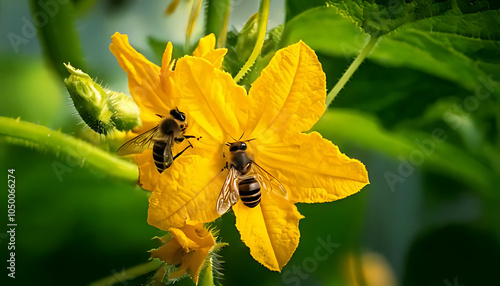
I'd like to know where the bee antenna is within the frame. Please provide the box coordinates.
[225,142,231,146]
[238,132,245,141]
[155,114,164,118]
[246,138,256,142]
[227,133,237,142]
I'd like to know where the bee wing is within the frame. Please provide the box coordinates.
[216,167,240,215]
[116,126,160,156]
[163,134,175,169]
[252,161,288,199]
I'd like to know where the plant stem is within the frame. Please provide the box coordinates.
[216,3,231,48]
[325,36,379,107]
[29,0,86,80]
[0,117,138,184]
[234,0,270,83]
[89,260,162,286]
[199,257,215,286]
[205,0,231,48]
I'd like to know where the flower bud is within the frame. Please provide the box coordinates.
[64,63,114,134]
[149,224,227,285]
[64,63,141,134]
[106,89,141,132]
[236,13,259,63]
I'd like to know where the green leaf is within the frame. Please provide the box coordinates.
[281,6,367,59]
[313,109,495,194]
[235,13,259,64]
[370,9,500,94]
[331,0,499,37]
[327,58,470,128]
[222,28,240,76]
[281,5,500,97]
[223,15,281,88]
[261,24,283,56]
[239,25,284,88]
[285,0,329,22]
[205,0,231,43]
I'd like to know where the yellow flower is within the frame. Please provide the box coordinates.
[145,41,369,271]
[109,32,226,191]
[109,30,368,272]
[149,223,216,284]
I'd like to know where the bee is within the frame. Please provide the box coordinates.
[117,108,197,173]
[216,140,288,215]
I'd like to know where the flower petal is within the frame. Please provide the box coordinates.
[110,32,172,126]
[170,227,201,250]
[186,248,210,284]
[247,41,326,141]
[255,132,369,203]
[161,41,173,75]
[233,191,303,271]
[169,248,208,284]
[134,132,203,193]
[134,150,158,191]
[193,34,227,69]
[177,223,215,250]
[174,56,249,143]
[160,41,175,105]
[193,34,216,57]
[150,239,183,265]
[147,155,225,229]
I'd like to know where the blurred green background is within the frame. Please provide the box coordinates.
[1,0,499,285]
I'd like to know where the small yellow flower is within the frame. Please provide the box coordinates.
[109,32,226,191]
[110,31,369,271]
[146,41,369,271]
[149,223,216,284]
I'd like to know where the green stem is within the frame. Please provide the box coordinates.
[29,0,86,80]
[198,257,215,286]
[325,36,379,107]
[89,260,162,286]
[205,0,231,48]
[0,117,138,184]
[234,0,270,83]
[216,3,231,48]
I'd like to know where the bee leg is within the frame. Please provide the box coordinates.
[184,135,202,140]
[220,161,228,172]
[172,143,194,162]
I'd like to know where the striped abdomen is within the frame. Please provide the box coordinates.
[152,141,168,173]
[238,177,261,208]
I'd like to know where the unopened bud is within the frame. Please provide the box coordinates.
[106,89,141,132]
[64,63,141,134]
[236,13,259,63]
[262,24,283,56]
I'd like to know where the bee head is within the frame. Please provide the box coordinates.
[228,141,247,152]
[170,107,186,122]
